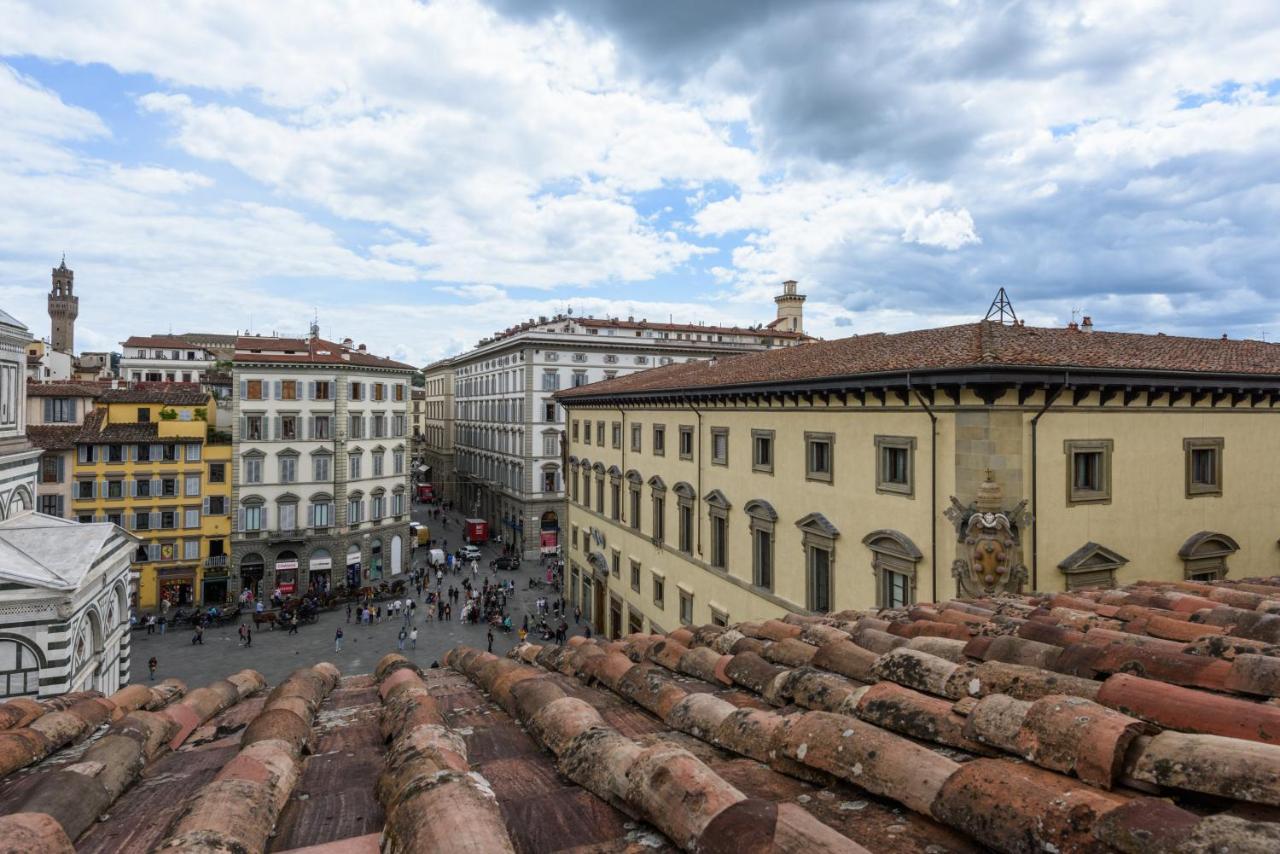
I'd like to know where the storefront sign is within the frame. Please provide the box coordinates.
[275,559,299,571]
[540,531,558,553]
[309,557,332,570]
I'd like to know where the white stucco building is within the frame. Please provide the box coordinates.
[0,308,135,699]
[448,282,810,556]
[229,330,415,597]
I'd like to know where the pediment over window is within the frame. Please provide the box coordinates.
[1178,531,1239,560]
[862,529,922,562]
[567,455,579,465]
[275,492,301,504]
[593,462,605,474]
[1058,541,1129,574]
[607,465,622,479]
[277,447,300,458]
[648,475,667,492]
[241,449,265,459]
[795,512,840,539]
[625,469,642,484]
[673,481,696,500]
[744,499,777,522]
[704,489,731,510]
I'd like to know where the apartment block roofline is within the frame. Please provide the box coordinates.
[556,320,1280,404]
[233,335,416,371]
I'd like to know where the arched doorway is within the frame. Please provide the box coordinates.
[345,544,362,589]
[274,550,299,596]
[370,539,383,580]
[240,553,265,600]
[540,510,559,554]
[308,548,332,593]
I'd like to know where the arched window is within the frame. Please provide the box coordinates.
[0,638,42,697]
[1178,531,1239,582]
[862,530,923,609]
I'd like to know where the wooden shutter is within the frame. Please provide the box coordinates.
[240,379,248,399]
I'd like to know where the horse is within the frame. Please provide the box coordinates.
[252,611,278,630]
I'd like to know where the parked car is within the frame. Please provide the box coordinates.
[461,545,482,561]
[494,556,520,571]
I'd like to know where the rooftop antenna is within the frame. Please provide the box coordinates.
[984,287,1018,325]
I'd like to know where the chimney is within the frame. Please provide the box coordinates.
[1067,322,1079,331]
[342,337,353,347]
[358,343,367,352]
[1082,316,1093,333]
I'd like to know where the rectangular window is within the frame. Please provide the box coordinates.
[711,428,729,466]
[611,422,621,448]
[245,380,264,400]
[679,426,694,460]
[883,570,911,608]
[208,495,227,515]
[630,559,641,592]
[136,444,152,462]
[571,524,579,551]
[678,503,692,553]
[572,371,588,387]
[161,477,178,497]
[372,452,385,477]
[610,481,620,520]
[44,397,74,422]
[542,370,560,391]
[350,382,364,401]
[349,498,364,523]
[162,444,178,462]
[160,510,178,530]
[544,402,557,422]
[1185,438,1224,497]
[280,415,298,441]
[134,511,151,530]
[808,546,832,612]
[752,429,774,473]
[571,420,579,442]
[135,477,152,497]
[595,421,604,446]
[209,462,226,483]
[245,415,264,441]
[184,474,201,496]
[243,505,262,532]
[392,493,404,515]
[77,445,97,464]
[542,434,558,456]
[710,513,727,569]
[393,450,405,474]
[611,549,620,578]
[184,539,200,560]
[40,455,62,484]
[279,456,297,483]
[39,495,63,516]
[313,415,332,440]
[314,455,332,481]
[312,502,333,527]
[652,495,665,543]
[1065,439,1113,504]
[184,507,201,529]
[652,573,665,608]
[373,414,387,438]
[653,425,665,456]
[710,608,729,628]
[107,444,124,463]
[349,414,364,438]
[875,435,916,497]
[753,528,773,589]
[805,432,834,483]
[105,479,123,499]
[543,470,557,493]
[137,407,150,423]
[629,487,641,530]
[314,381,333,400]
[281,379,300,400]
[348,452,362,479]
[679,589,693,625]
[244,458,262,484]
[631,423,642,452]
[185,443,201,462]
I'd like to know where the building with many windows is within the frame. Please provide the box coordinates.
[26,381,105,518]
[230,331,414,598]
[447,284,809,557]
[557,314,1280,637]
[0,307,134,699]
[71,388,232,609]
[419,359,455,503]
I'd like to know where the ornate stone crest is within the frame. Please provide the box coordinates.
[944,471,1031,598]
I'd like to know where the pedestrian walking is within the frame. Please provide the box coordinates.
[238,623,247,645]
[584,624,593,639]
[146,615,155,635]
[159,615,167,635]
[192,624,204,645]
[410,627,418,649]
[518,626,527,644]
[574,606,580,625]
[346,603,352,623]
[288,615,299,635]
[335,627,344,651]
[398,627,407,650]
[487,628,494,653]
[148,656,158,680]
[245,624,252,647]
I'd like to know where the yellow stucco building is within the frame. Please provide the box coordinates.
[72,388,232,610]
[557,318,1280,637]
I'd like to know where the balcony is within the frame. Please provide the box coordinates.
[204,554,228,569]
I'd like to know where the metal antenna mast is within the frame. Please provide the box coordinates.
[984,287,1018,325]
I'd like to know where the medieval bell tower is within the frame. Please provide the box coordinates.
[774,279,806,334]
[48,257,78,354]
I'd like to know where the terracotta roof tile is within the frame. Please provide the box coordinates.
[98,386,208,405]
[25,381,109,398]
[557,320,1280,400]
[25,425,81,451]
[234,336,415,371]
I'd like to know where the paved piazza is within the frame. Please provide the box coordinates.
[130,503,573,687]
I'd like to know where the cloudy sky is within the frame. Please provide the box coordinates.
[2,0,1278,364]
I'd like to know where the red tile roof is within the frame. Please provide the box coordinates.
[234,336,416,371]
[99,385,209,405]
[25,381,108,398]
[6,575,1278,853]
[122,335,216,350]
[25,425,81,451]
[557,321,1280,399]
[575,316,808,339]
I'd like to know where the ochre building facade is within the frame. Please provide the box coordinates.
[557,319,1280,636]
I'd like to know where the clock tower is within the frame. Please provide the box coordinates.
[48,256,78,355]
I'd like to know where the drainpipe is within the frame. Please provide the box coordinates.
[690,401,703,556]
[1029,377,1067,591]
[909,379,938,602]
[616,404,627,523]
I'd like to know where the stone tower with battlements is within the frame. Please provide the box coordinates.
[774,279,806,335]
[48,257,78,354]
